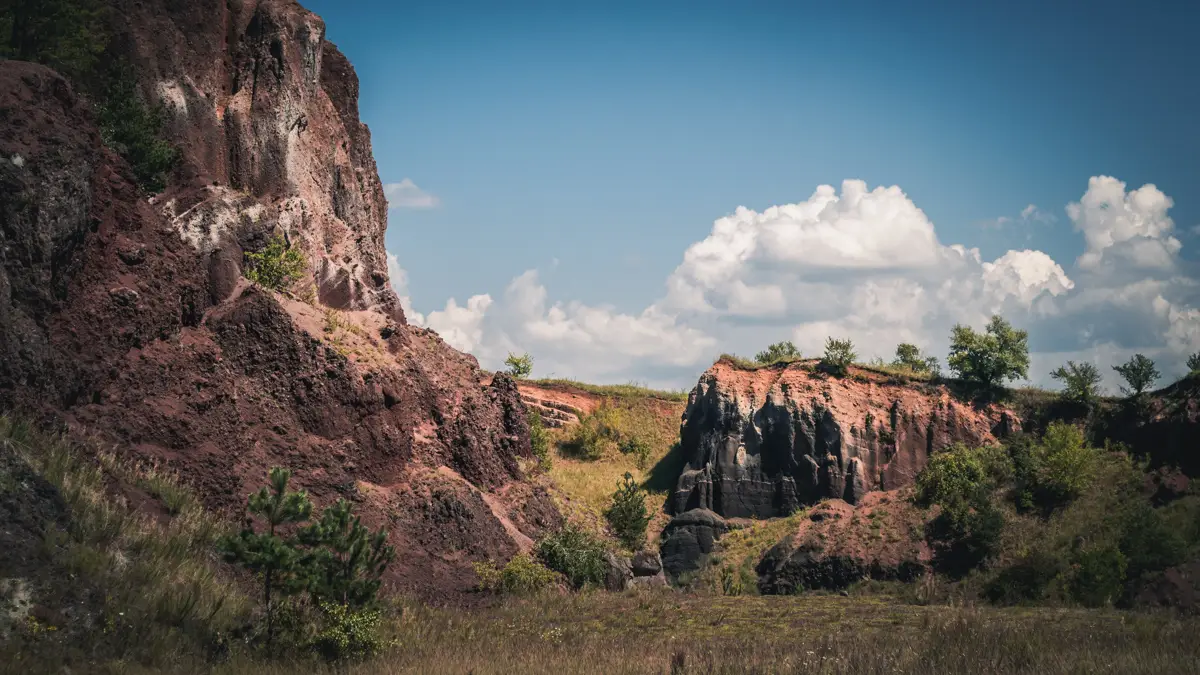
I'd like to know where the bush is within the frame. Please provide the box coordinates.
[528,409,552,471]
[915,444,1009,577]
[892,343,940,376]
[1187,351,1200,373]
[948,315,1029,394]
[96,69,180,193]
[819,337,857,377]
[1032,422,1095,511]
[0,0,110,82]
[1068,546,1127,608]
[505,352,533,379]
[309,601,389,662]
[1112,354,1160,396]
[984,549,1064,605]
[473,554,559,595]
[245,235,308,292]
[618,436,652,469]
[754,341,801,364]
[535,525,608,589]
[1050,361,1102,405]
[298,499,395,608]
[915,444,1008,510]
[559,406,622,461]
[604,472,652,550]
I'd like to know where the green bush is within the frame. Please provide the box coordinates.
[245,235,309,292]
[473,554,559,595]
[1050,361,1103,405]
[0,0,110,81]
[915,444,1007,510]
[604,472,651,550]
[984,549,1064,605]
[528,409,552,471]
[618,437,652,469]
[915,444,1009,577]
[1112,354,1160,396]
[1068,546,1127,608]
[96,69,180,193]
[819,337,857,377]
[892,343,940,376]
[535,525,608,589]
[948,315,1029,394]
[559,406,622,461]
[1032,422,1095,511]
[1187,351,1200,373]
[309,601,389,663]
[754,341,801,365]
[505,352,533,379]
[298,499,395,608]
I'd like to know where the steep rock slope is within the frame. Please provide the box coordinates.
[671,359,1017,518]
[0,0,558,602]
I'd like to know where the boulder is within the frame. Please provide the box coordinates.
[659,509,728,581]
[603,552,633,592]
[631,550,663,577]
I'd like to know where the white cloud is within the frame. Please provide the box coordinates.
[384,178,439,209]
[387,252,425,325]
[982,203,1056,229]
[388,176,1200,388]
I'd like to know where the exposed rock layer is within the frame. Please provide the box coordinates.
[671,359,1017,518]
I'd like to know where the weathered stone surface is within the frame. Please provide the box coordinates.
[671,359,1015,518]
[659,509,728,580]
[628,573,669,589]
[604,552,633,592]
[632,550,663,577]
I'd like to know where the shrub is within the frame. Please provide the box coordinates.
[604,472,652,550]
[892,343,940,376]
[245,235,308,292]
[1067,546,1127,608]
[948,315,1029,393]
[915,444,1009,576]
[914,444,1004,510]
[984,549,1064,605]
[0,0,110,82]
[298,499,395,608]
[755,341,801,364]
[96,68,180,193]
[618,436,652,469]
[1187,351,1200,373]
[1112,354,1160,396]
[528,409,552,471]
[819,337,857,377]
[1050,361,1103,405]
[309,601,389,662]
[535,525,608,589]
[1032,422,1094,511]
[505,352,534,378]
[559,406,622,461]
[473,554,559,595]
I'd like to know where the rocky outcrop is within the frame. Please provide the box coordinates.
[671,359,1016,518]
[659,509,729,581]
[0,1,559,603]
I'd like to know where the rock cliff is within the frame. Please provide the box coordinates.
[0,0,558,602]
[671,358,1017,518]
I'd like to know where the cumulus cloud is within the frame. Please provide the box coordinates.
[389,176,1199,389]
[387,252,424,325]
[384,178,439,209]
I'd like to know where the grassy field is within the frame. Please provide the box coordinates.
[214,591,1200,674]
[528,378,690,403]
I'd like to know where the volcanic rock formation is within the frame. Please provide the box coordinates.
[670,358,1018,518]
[0,0,558,602]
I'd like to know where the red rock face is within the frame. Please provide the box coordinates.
[0,1,560,603]
[671,359,1017,518]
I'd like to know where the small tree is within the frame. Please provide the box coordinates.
[755,341,801,364]
[892,343,941,376]
[819,337,857,377]
[1188,352,1200,373]
[299,499,395,608]
[219,468,314,647]
[505,352,533,379]
[528,409,552,470]
[1050,361,1103,405]
[245,235,308,292]
[1113,354,1160,396]
[948,315,1029,392]
[604,472,651,550]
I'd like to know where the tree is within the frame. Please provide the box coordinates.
[1,0,111,81]
[1112,354,1160,396]
[1050,361,1103,405]
[892,343,941,376]
[1188,351,1200,373]
[947,315,1030,392]
[755,341,801,364]
[299,499,395,608]
[819,337,857,377]
[505,352,533,379]
[604,472,651,550]
[219,468,313,647]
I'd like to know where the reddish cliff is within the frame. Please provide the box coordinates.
[0,0,558,602]
[671,358,1017,518]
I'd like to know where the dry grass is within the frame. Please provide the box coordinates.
[211,592,1200,674]
[529,378,690,403]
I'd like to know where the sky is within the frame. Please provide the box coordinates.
[305,0,1200,390]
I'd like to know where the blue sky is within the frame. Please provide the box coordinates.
[307,0,1200,388]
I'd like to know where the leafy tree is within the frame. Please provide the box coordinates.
[915,445,1009,576]
[299,499,395,608]
[755,341,801,364]
[1014,422,1094,514]
[1188,351,1200,373]
[604,472,652,550]
[219,468,313,647]
[892,343,941,376]
[1050,361,1103,405]
[535,525,608,589]
[505,352,533,379]
[948,315,1029,392]
[819,337,857,377]
[1112,354,1160,396]
[245,234,308,291]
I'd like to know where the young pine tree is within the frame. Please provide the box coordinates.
[604,472,651,550]
[219,468,313,647]
[299,499,396,608]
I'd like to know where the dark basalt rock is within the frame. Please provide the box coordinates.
[659,509,728,581]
